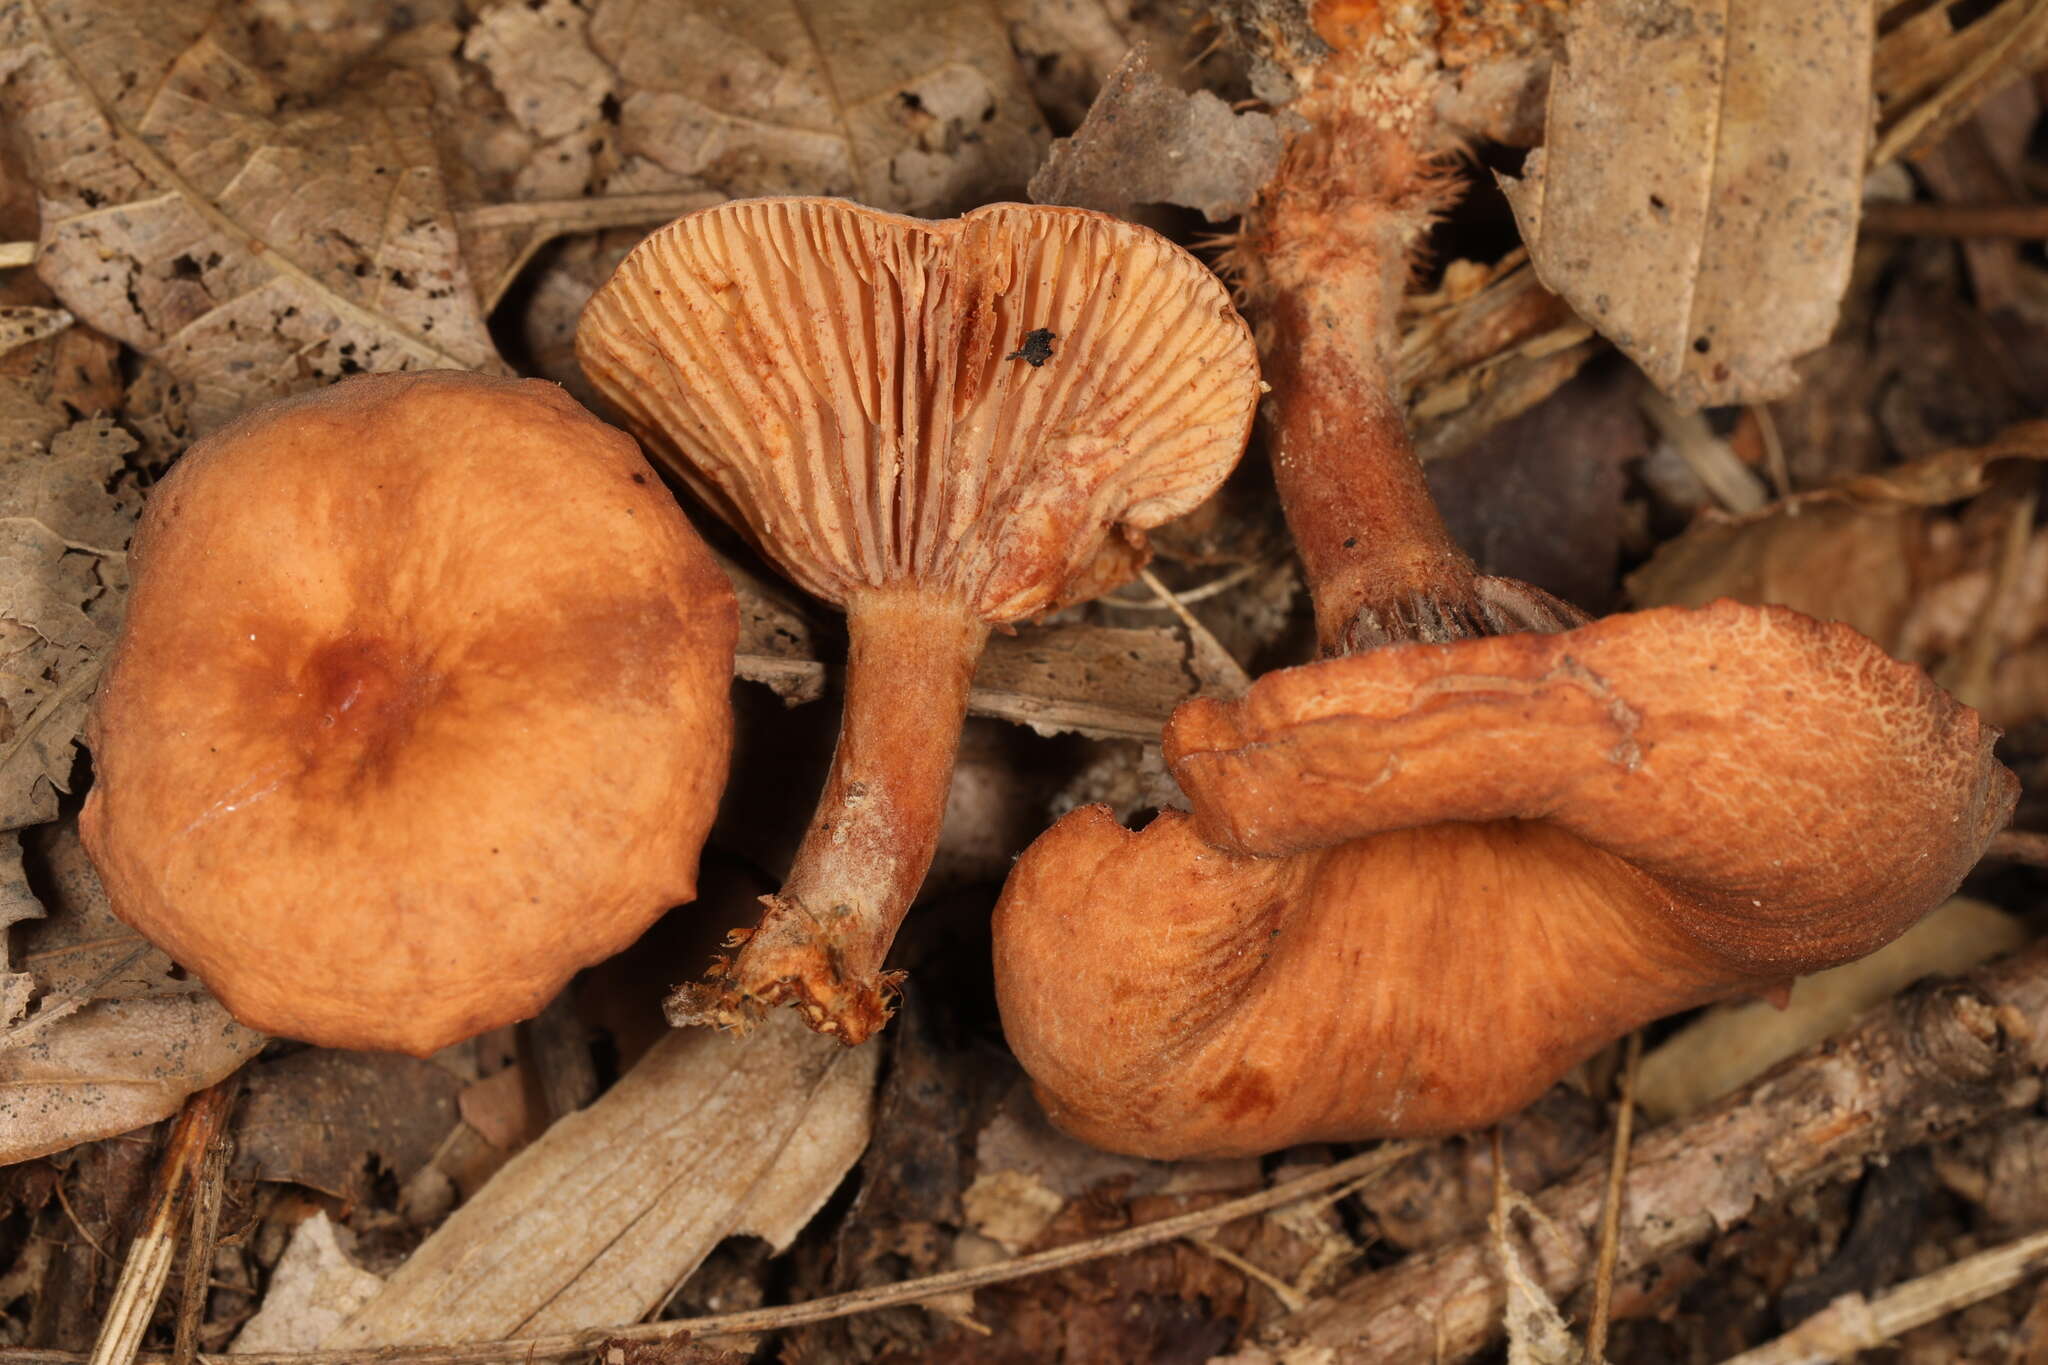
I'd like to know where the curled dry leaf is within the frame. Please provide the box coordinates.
[1500,0,1872,407]
[1628,422,2048,727]
[0,0,504,434]
[1029,45,1284,222]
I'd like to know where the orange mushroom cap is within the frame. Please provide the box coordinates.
[80,372,738,1055]
[576,197,1259,1041]
[994,600,2016,1158]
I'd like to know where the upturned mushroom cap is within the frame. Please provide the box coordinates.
[575,196,1259,619]
[80,372,738,1055]
[574,197,1259,1042]
[995,600,2016,1157]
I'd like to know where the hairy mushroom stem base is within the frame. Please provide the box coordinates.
[669,588,987,1044]
[1256,116,1585,656]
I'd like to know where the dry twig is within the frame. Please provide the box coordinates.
[0,1142,1417,1365]
[1255,940,2048,1361]
[87,1082,238,1365]
[1990,830,2048,867]
[1585,1032,1643,1361]
[1717,1226,2048,1364]
[1863,200,2048,237]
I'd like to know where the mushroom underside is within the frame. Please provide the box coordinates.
[996,809,1759,1160]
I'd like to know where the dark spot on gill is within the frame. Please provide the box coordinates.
[1005,329,1057,367]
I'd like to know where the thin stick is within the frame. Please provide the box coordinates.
[1586,1031,1644,1362]
[1990,829,2048,867]
[172,1081,239,1365]
[1640,384,1768,514]
[51,1177,111,1263]
[1186,1233,1309,1312]
[1863,200,2048,238]
[1107,561,1263,609]
[1139,567,1251,695]
[0,1142,1417,1365]
[0,242,33,269]
[1717,1226,2048,1364]
[88,1082,238,1365]
[1751,403,1792,502]
[1871,0,2048,168]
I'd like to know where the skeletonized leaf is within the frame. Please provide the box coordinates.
[0,0,505,434]
[1501,0,1871,407]
[0,834,41,1030]
[590,0,1047,214]
[0,416,137,831]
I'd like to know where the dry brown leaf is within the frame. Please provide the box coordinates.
[589,0,1047,213]
[965,1087,1259,1254]
[326,1012,876,1342]
[229,1211,385,1354]
[0,993,261,1166]
[1636,897,2033,1121]
[1029,45,1282,222]
[998,0,1147,130]
[13,819,189,1004]
[231,1049,465,1204]
[1628,423,2048,726]
[0,416,136,832]
[1501,0,1872,408]
[0,833,39,1030]
[465,0,614,142]
[0,820,262,1165]
[0,0,505,434]
[0,305,70,359]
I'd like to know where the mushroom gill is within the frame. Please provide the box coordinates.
[578,197,1260,1042]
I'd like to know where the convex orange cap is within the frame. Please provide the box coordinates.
[82,372,738,1055]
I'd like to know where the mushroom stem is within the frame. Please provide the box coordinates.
[1256,121,1585,654]
[1265,289,1479,655]
[672,587,987,1044]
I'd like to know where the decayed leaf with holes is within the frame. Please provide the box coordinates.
[0,416,137,831]
[1500,0,1872,407]
[0,0,504,434]
[0,834,40,1030]
[1629,423,2048,727]
[0,822,263,1164]
[588,0,1046,213]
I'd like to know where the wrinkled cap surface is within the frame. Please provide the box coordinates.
[576,197,1259,620]
[81,372,738,1055]
[996,600,2016,1157]
[1167,599,2015,974]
